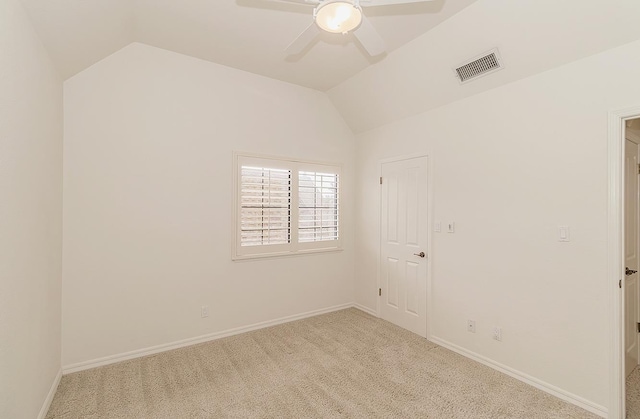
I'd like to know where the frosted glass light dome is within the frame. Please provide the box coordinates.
[315,1,362,34]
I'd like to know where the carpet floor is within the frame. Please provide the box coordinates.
[46,308,598,418]
[628,365,640,418]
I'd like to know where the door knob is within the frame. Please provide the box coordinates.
[626,267,637,276]
[413,252,426,258]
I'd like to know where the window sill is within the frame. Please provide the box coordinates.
[232,247,344,262]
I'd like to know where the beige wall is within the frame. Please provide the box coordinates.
[62,43,356,368]
[0,0,63,418]
[351,39,640,415]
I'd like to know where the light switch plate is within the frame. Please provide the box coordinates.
[447,222,455,233]
[434,221,441,232]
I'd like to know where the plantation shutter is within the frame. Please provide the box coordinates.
[240,166,291,246]
[298,171,339,243]
[234,153,342,260]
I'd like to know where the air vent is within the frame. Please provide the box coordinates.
[454,48,503,84]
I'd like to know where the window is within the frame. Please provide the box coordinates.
[298,171,339,243]
[234,153,341,259]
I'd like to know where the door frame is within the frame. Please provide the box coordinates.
[377,153,433,339]
[609,105,640,419]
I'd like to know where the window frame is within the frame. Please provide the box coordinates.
[232,152,342,260]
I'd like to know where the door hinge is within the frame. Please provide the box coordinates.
[638,164,640,175]
[379,177,382,185]
[378,288,382,296]
[620,279,622,289]
[637,322,640,333]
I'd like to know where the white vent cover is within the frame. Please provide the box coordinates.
[454,48,503,84]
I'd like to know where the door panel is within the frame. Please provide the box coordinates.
[380,156,428,337]
[406,261,419,315]
[386,257,399,308]
[387,175,399,243]
[625,138,639,377]
[406,167,420,246]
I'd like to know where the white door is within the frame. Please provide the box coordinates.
[625,138,639,377]
[380,156,428,337]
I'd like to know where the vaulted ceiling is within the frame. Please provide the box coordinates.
[19,0,640,133]
[329,0,640,133]
[19,0,477,91]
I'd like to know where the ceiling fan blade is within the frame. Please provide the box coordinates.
[360,0,434,6]
[262,0,319,5]
[285,22,320,55]
[354,16,385,56]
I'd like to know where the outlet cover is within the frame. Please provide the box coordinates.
[201,305,209,318]
[492,327,502,341]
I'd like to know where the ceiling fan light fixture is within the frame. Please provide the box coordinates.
[315,1,362,34]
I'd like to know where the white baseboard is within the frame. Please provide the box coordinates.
[63,303,354,374]
[353,303,377,317]
[37,369,62,419]
[428,336,607,418]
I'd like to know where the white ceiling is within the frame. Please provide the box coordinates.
[328,0,640,133]
[20,0,477,91]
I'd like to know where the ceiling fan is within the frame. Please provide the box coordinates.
[267,0,434,56]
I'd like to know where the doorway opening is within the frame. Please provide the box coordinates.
[625,118,640,418]
[609,107,640,419]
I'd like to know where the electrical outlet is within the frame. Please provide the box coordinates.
[467,320,476,333]
[201,305,209,318]
[492,326,502,341]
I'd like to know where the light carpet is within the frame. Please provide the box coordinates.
[628,365,640,418]
[46,308,598,418]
